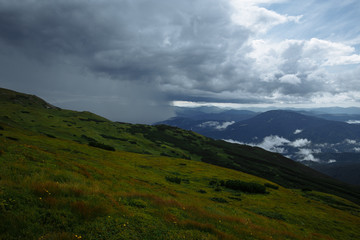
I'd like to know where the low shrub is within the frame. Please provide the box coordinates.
[210,197,228,203]
[264,183,279,190]
[209,179,225,187]
[100,134,127,141]
[6,136,18,141]
[302,188,312,192]
[88,142,115,151]
[224,180,266,194]
[228,196,242,201]
[45,133,56,139]
[81,134,96,142]
[165,176,181,184]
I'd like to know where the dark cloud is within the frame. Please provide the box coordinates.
[0,0,359,123]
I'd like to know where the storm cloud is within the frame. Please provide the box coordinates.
[0,0,359,123]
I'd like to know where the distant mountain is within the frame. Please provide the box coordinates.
[158,109,360,185]
[305,107,360,115]
[156,108,258,137]
[172,107,258,121]
[161,110,360,144]
[220,110,360,143]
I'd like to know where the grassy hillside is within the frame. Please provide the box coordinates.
[1,123,360,239]
[1,87,360,239]
[1,88,359,204]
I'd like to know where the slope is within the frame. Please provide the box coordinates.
[1,87,360,206]
[1,119,360,239]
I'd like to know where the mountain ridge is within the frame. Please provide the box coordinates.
[1,87,360,239]
[1,87,359,203]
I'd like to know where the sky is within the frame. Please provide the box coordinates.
[0,0,359,123]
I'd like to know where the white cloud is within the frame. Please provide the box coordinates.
[304,38,360,66]
[227,135,314,154]
[345,139,357,145]
[279,74,301,85]
[328,159,337,163]
[199,121,219,128]
[258,136,313,150]
[347,120,360,124]
[230,0,302,34]
[247,37,360,105]
[294,129,303,134]
[296,148,320,162]
[289,138,311,148]
[198,121,235,130]
[217,121,236,130]
[223,139,248,145]
[258,135,290,153]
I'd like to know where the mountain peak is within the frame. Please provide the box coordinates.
[0,87,58,109]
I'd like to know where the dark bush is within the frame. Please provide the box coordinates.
[165,176,182,184]
[209,179,225,187]
[228,196,242,201]
[302,188,312,192]
[209,180,218,186]
[0,126,4,130]
[197,189,207,194]
[160,153,171,157]
[182,179,190,184]
[100,134,127,141]
[79,118,105,123]
[224,180,266,194]
[264,183,279,190]
[6,136,19,141]
[81,134,96,142]
[210,197,228,203]
[88,142,115,151]
[44,133,56,139]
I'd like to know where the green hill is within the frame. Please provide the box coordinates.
[1,87,360,239]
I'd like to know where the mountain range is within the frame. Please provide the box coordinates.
[157,107,360,185]
[1,87,360,239]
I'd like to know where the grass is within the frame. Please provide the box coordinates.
[1,87,360,239]
[1,125,360,239]
[0,88,359,206]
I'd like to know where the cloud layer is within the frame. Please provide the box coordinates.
[0,0,359,123]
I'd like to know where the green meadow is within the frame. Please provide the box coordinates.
[1,88,360,239]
